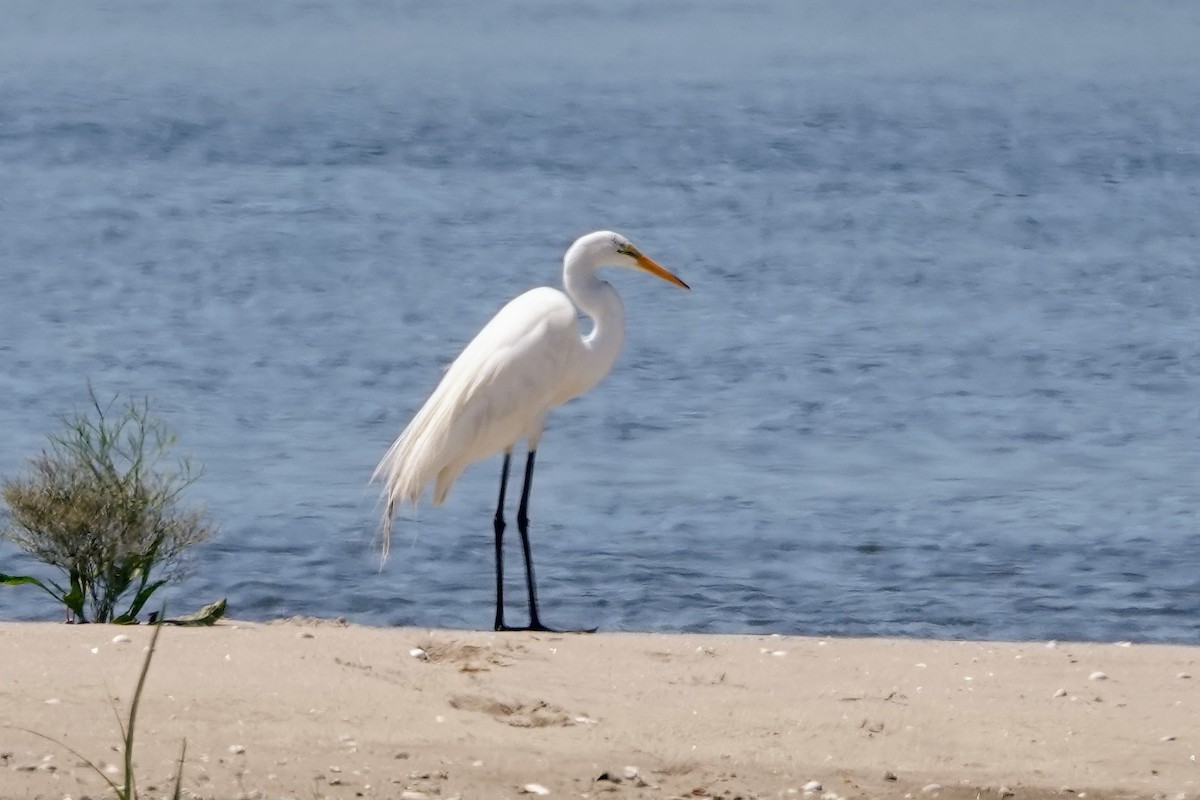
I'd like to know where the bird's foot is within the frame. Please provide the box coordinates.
[495,621,597,634]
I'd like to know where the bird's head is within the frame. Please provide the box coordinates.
[568,231,690,290]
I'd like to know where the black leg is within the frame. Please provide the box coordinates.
[515,450,547,630]
[512,450,596,633]
[492,452,511,632]
[490,449,595,634]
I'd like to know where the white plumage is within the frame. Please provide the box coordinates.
[372,230,688,630]
[375,288,581,511]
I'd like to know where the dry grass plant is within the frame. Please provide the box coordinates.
[1,386,215,623]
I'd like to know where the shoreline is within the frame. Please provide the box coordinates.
[3,619,1197,799]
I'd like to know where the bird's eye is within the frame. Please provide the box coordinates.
[616,241,636,256]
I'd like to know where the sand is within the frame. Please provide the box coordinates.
[1,619,1197,799]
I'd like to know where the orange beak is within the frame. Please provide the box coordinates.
[634,252,690,290]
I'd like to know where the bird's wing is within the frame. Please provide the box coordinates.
[373,285,582,531]
[439,286,582,461]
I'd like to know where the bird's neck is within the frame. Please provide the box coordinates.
[564,257,626,379]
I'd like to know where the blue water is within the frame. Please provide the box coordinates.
[1,1,1198,642]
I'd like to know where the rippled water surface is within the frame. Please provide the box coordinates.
[2,0,1198,641]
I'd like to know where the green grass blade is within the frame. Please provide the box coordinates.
[0,573,46,587]
[0,573,61,601]
[171,738,188,800]
[115,579,168,624]
[123,619,165,800]
[0,574,77,618]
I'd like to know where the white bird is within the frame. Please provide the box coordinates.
[373,230,689,631]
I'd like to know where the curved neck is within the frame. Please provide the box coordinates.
[564,254,625,382]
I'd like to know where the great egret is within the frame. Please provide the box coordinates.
[373,230,689,631]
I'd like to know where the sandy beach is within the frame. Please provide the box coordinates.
[2,619,1196,799]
